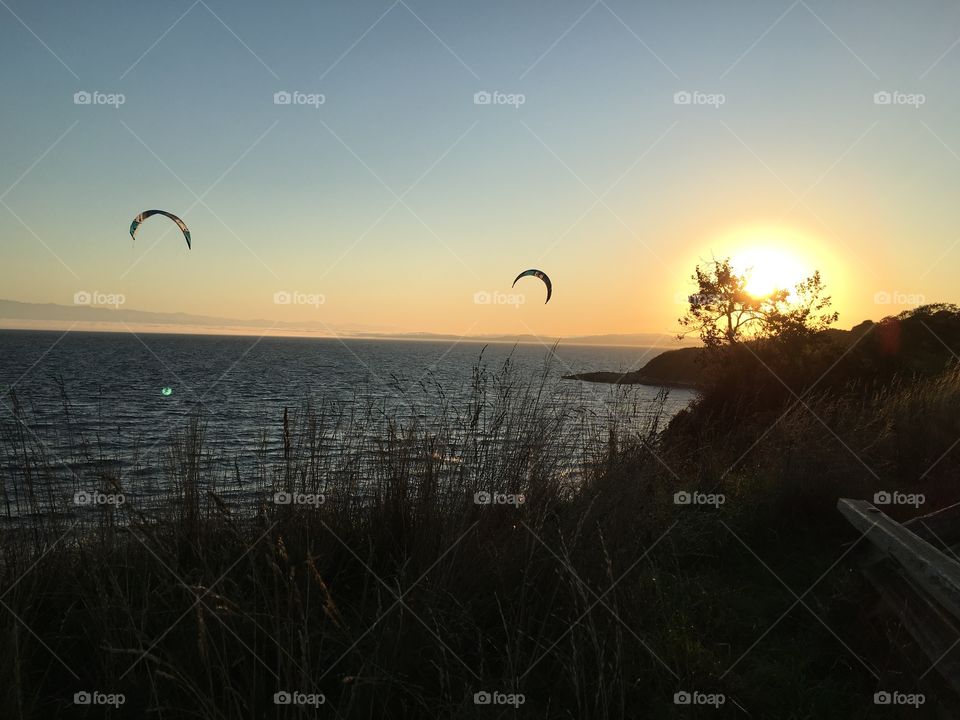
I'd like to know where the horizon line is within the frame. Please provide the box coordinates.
[0,321,698,349]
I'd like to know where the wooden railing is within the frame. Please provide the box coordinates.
[838,498,960,708]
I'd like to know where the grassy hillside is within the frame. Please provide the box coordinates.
[4,306,960,717]
[566,304,960,393]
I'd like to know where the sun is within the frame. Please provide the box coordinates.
[682,224,843,313]
[730,245,813,298]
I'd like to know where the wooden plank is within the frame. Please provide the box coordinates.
[858,501,960,570]
[862,559,960,698]
[837,499,960,623]
[906,501,960,547]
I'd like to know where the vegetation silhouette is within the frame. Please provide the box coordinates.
[4,263,960,716]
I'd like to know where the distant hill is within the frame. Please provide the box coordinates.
[833,305,960,381]
[0,299,691,347]
[564,304,960,390]
[563,347,706,388]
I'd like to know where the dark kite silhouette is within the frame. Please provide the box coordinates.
[512,269,552,303]
[129,210,191,249]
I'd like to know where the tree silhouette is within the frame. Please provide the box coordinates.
[678,257,837,349]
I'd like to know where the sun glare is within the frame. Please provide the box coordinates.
[730,242,814,299]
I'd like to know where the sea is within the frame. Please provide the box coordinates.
[0,330,695,513]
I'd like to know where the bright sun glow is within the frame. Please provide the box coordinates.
[730,244,814,298]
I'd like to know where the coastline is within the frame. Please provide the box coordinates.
[561,371,701,390]
[561,345,707,390]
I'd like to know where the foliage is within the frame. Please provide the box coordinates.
[678,257,838,349]
[0,357,886,719]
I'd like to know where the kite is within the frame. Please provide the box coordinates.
[512,269,552,304]
[129,210,191,249]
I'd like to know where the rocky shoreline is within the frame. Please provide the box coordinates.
[561,370,700,389]
[562,346,705,389]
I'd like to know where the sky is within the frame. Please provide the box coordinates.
[2,0,960,339]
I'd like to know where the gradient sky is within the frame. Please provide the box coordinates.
[3,1,960,338]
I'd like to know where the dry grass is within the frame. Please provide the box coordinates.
[2,352,956,717]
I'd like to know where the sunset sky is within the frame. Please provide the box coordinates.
[3,1,960,338]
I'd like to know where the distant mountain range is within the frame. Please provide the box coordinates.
[0,299,696,348]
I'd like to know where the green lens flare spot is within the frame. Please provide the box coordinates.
[161,387,173,396]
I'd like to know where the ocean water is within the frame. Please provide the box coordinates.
[0,330,695,509]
